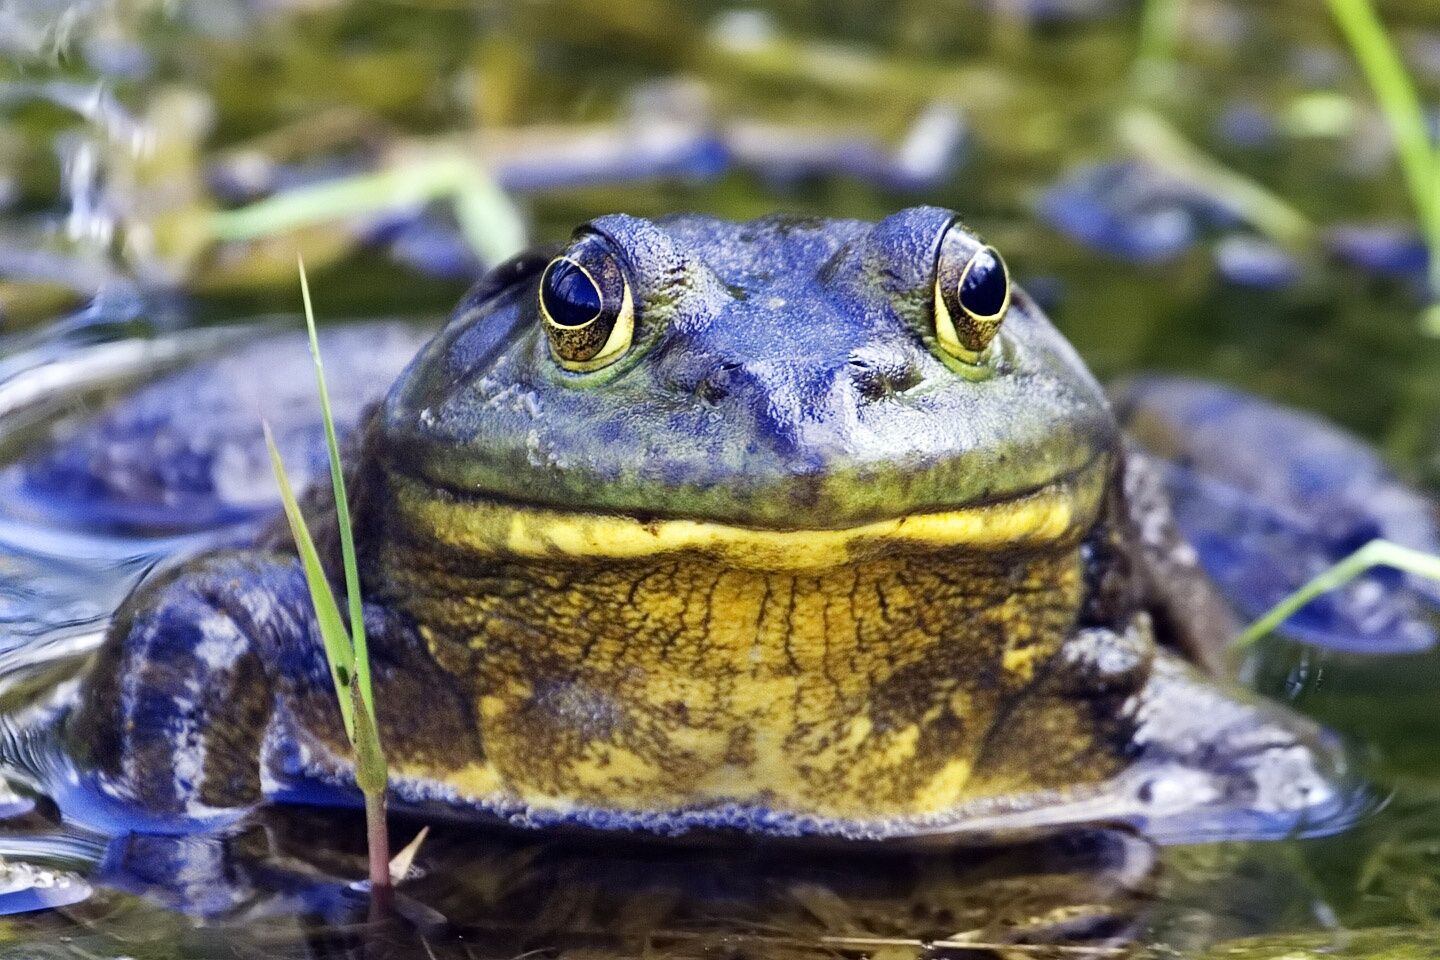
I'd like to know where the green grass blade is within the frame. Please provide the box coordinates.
[351,689,388,796]
[1326,0,1436,228]
[278,267,392,900]
[264,421,357,741]
[1234,539,1440,650]
[1325,0,1440,315]
[453,164,527,265]
[297,257,376,732]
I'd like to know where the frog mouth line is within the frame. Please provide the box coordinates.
[385,455,1111,570]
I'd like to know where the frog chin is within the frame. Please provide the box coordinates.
[383,454,1111,572]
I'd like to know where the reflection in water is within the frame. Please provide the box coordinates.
[92,816,1158,959]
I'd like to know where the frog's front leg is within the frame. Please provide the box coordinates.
[65,551,334,827]
[67,549,487,830]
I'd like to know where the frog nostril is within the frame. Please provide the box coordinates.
[695,361,742,405]
[848,359,922,401]
[892,365,924,392]
[697,378,730,404]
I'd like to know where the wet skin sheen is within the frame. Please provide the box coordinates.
[65,208,1347,843]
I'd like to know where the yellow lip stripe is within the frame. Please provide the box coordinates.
[388,458,1109,571]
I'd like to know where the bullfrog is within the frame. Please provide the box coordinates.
[21,207,1365,844]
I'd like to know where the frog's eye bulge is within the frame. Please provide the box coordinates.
[933,223,1011,363]
[540,234,635,371]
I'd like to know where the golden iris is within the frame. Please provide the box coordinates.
[539,234,635,371]
[933,225,1011,363]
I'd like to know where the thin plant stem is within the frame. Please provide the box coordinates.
[298,260,392,902]
[298,257,376,737]
[1234,539,1440,650]
[1325,0,1440,329]
[355,692,392,906]
[267,265,394,909]
[366,784,393,901]
[266,429,393,905]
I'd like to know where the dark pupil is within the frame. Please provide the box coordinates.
[543,260,603,328]
[958,248,1007,318]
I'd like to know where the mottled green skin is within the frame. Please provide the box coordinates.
[385,208,1112,527]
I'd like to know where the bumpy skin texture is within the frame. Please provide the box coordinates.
[64,209,1345,842]
[384,209,1114,526]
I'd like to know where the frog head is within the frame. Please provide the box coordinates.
[381,206,1117,568]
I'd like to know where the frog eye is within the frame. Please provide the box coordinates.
[539,235,634,372]
[933,225,1010,363]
